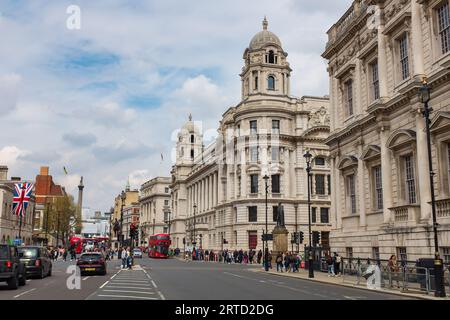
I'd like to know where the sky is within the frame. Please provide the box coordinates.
[0,0,353,213]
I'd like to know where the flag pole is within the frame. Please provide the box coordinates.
[19,214,22,240]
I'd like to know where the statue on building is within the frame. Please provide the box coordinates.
[276,203,285,227]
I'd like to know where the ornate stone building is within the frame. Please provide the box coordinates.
[139,177,171,246]
[170,19,331,252]
[323,0,450,262]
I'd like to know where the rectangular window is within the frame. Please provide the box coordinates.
[441,247,450,264]
[315,157,325,166]
[165,187,169,193]
[404,155,416,204]
[271,174,280,193]
[250,146,258,162]
[238,176,241,196]
[315,174,325,195]
[311,207,316,223]
[372,247,380,260]
[254,76,258,90]
[273,206,278,222]
[271,146,279,161]
[272,120,280,134]
[250,174,258,194]
[248,231,257,249]
[346,247,353,259]
[250,120,257,135]
[399,34,410,80]
[437,2,450,54]
[164,200,169,206]
[320,208,329,224]
[397,247,407,262]
[347,174,356,214]
[371,61,380,100]
[248,206,257,222]
[345,79,353,116]
[373,165,383,210]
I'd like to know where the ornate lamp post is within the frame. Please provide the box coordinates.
[418,79,446,297]
[120,190,126,247]
[193,204,197,252]
[304,150,314,278]
[263,174,270,272]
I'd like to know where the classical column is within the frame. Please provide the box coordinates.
[411,0,425,78]
[241,149,247,198]
[329,73,336,131]
[290,149,296,198]
[415,111,432,220]
[357,144,367,227]
[335,155,342,229]
[355,59,362,114]
[330,157,337,227]
[284,149,290,197]
[258,70,261,92]
[377,19,388,98]
[218,166,223,203]
[379,125,393,224]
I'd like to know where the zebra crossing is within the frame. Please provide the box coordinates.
[87,265,165,300]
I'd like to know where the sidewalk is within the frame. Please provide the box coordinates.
[249,268,450,300]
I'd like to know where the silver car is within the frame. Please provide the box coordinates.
[132,248,142,258]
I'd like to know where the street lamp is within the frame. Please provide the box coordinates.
[263,174,269,272]
[120,190,126,247]
[193,204,197,252]
[304,150,314,278]
[418,79,446,297]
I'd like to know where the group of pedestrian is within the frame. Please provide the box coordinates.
[118,247,133,269]
[275,252,302,272]
[218,249,259,264]
[324,251,342,277]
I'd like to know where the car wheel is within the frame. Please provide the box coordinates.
[7,274,19,290]
[19,272,26,286]
[39,267,45,279]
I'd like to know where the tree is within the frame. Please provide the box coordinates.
[42,195,77,245]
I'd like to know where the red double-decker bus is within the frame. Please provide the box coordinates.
[69,236,83,254]
[148,234,171,258]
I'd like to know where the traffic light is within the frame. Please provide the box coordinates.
[223,239,228,244]
[299,231,304,244]
[313,231,321,245]
[183,237,186,245]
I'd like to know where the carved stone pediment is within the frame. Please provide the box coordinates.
[338,155,359,170]
[361,145,381,161]
[387,129,416,150]
[429,111,450,135]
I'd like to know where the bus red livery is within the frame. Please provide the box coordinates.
[69,236,83,254]
[148,234,171,258]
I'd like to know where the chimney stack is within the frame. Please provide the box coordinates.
[0,166,8,180]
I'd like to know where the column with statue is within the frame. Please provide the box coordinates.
[272,203,289,255]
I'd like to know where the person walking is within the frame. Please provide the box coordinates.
[388,255,400,288]
[121,247,128,269]
[276,253,283,272]
[126,247,133,270]
[326,252,335,276]
[63,248,68,261]
[257,250,262,264]
[333,252,341,276]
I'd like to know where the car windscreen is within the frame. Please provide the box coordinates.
[0,246,9,259]
[18,248,39,258]
[80,254,102,260]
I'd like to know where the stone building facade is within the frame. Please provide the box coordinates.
[139,177,171,246]
[170,19,332,252]
[323,0,450,262]
[110,185,139,249]
[0,166,35,245]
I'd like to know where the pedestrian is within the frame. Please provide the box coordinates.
[63,249,68,261]
[276,253,283,272]
[326,252,335,276]
[333,252,341,276]
[121,247,128,269]
[257,250,262,264]
[284,252,291,272]
[388,254,400,288]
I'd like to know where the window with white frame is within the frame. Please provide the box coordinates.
[268,75,275,90]
[347,174,357,214]
[271,146,279,161]
[441,247,450,264]
[315,174,325,195]
[250,174,258,194]
[272,120,280,134]
[373,165,383,210]
[370,60,380,100]
[345,79,353,116]
[398,34,410,80]
[397,247,407,262]
[404,155,416,204]
[250,120,257,135]
[436,2,450,55]
[320,208,329,223]
[250,146,258,162]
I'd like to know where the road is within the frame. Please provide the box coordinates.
[0,256,415,300]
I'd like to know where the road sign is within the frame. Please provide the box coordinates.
[261,234,273,241]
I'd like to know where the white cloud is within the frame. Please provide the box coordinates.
[0,73,21,114]
[0,146,30,167]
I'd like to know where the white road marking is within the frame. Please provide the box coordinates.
[151,280,157,288]
[97,294,157,300]
[13,288,36,298]
[102,290,155,295]
[104,285,153,289]
[82,276,90,281]
[99,281,109,289]
[157,290,166,300]
[110,280,149,283]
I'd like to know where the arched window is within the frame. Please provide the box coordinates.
[268,50,275,64]
[268,76,275,90]
[254,76,258,90]
[191,149,194,159]
[190,135,195,143]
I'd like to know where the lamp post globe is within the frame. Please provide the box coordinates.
[303,150,314,278]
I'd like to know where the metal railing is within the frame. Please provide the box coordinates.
[339,257,450,295]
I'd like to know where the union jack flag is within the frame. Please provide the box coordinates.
[12,182,34,217]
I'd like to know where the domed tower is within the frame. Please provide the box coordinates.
[176,114,203,165]
[241,17,292,100]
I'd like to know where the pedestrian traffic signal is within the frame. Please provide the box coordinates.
[183,238,186,245]
[299,231,304,244]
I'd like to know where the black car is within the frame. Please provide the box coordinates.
[77,252,107,276]
[0,244,27,289]
[18,246,52,279]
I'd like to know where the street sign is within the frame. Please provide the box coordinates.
[261,234,273,241]
[14,238,22,245]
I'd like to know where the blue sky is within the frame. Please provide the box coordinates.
[0,0,353,212]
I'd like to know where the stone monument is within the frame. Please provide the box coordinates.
[272,203,289,254]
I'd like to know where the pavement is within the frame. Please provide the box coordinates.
[0,256,421,300]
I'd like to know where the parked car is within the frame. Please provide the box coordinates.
[0,244,27,289]
[18,246,52,279]
[77,252,106,275]
[132,248,143,258]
